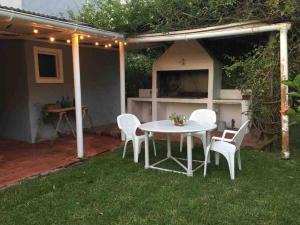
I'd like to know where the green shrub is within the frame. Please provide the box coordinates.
[282,74,300,125]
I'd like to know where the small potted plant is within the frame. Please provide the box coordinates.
[169,113,186,126]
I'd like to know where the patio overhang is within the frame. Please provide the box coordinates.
[0,5,124,44]
[126,20,292,159]
[127,21,290,44]
[0,5,125,159]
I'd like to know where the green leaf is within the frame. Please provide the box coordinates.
[290,118,300,126]
[287,92,300,98]
[281,80,296,89]
[293,74,300,88]
[286,108,297,116]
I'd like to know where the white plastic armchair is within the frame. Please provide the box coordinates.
[180,109,216,153]
[117,114,156,163]
[204,120,250,180]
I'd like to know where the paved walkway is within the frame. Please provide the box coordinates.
[0,134,121,187]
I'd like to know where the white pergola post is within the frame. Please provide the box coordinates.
[119,41,126,140]
[72,33,84,158]
[280,27,290,159]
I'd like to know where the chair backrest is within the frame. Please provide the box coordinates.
[189,109,216,125]
[117,114,141,139]
[232,120,250,150]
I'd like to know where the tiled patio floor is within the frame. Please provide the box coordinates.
[0,124,259,188]
[0,133,121,187]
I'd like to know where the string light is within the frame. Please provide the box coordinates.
[33,29,39,34]
[105,44,108,48]
[108,43,112,47]
[80,35,84,40]
[114,40,118,44]
[66,39,71,44]
[95,42,99,46]
[124,42,127,46]
[87,35,91,38]
[49,37,55,42]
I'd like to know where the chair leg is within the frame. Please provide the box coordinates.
[207,151,211,164]
[133,140,140,163]
[200,134,210,163]
[180,134,184,152]
[228,153,235,180]
[215,152,220,166]
[236,150,242,170]
[152,138,157,156]
[203,147,210,177]
[123,140,129,158]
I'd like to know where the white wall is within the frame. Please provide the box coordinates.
[0,39,120,143]
[0,0,22,8]
[0,40,31,142]
[163,103,207,120]
[24,40,120,143]
[153,40,213,71]
[0,0,87,18]
[218,104,242,128]
[23,0,87,17]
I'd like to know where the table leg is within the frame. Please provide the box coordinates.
[187,133,193,176]
[206,131,211,163]
[87,113,95,130]
[64,113,76,138]
[52,112,64,142]
[82,108,86,118]
[167,134,171,158]
[83,108,95,132]
[144,131,150,169]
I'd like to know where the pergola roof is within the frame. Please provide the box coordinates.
[0,5,77,24]
[0,5,124,47]
[127,20,291,44]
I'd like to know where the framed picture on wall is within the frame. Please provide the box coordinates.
[33,47,64,83]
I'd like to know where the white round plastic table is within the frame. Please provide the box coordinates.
[139,120,217,176]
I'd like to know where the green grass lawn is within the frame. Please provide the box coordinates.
[1,138,300,225]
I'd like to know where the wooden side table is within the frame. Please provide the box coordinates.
[35,106,94,142]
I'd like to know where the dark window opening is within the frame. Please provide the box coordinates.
[38,54,57,78]
[157,70,209,98]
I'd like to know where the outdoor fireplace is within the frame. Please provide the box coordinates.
[128,40,250,131]
[157,70,208,98]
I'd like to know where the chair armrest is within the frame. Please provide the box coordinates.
[221,130,238,140]
[223,130,238,134]
[211,136,233,143]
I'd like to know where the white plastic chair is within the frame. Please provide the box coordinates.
[117,114,156,163]
[204,120,250,180]
[180,109,216,154]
